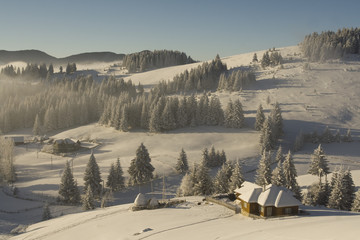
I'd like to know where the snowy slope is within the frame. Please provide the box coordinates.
[3,45,360,239]
[10,196,360,240]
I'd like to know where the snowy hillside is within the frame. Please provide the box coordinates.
[2,45,360,239]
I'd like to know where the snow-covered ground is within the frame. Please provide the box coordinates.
[2,45,360,239]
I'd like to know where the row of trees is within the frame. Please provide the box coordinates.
[302,27,360,62]
[153,55,228,95]
[122,50,195,73]
[0,75,137,134]
[304,144,357,211]
[260,50,283,68]
[217,69,256,92]
[99,93,246,133]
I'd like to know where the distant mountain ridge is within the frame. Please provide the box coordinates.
[0,49,125,65]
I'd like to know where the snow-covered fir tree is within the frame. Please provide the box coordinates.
[58,161,80,204]
[229,160,244,191]
[128,143,154,185]
[327,167,355,210]
[224,99,234,128]
[175,148,189,174]
[42,202,52,221]
[214,164,231,194]
[119,106,129,132]
[252,53,258,62]
[259,117,274,152]
[255,150,272,186]
[32,114,42,135]
[193,157,213,196]
[271,159,285,187]
[321,126,333,143]
[352,190,360,212]
[82,186,95,211]
[106,158,125,192]
[254,104,265,131]
[308,144,329,182]
[283,150,302,201]
[275,145,284,163]
[270,102,283,139]
[149,104,162,132]
[83,153,102,198]
[106,163,117,191]
[207,96,224,126]
[232,99,245,128]
[304,181,330,206]
[161,100,176,131]
[200,148,211,167]
[0,137,16,183]
[177,172,194,196]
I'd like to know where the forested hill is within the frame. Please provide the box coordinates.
[0,50,125,65]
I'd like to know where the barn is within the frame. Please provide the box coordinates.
[234,181,301,217]
[53,138,81,153]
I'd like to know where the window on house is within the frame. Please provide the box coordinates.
[285,208,292,214]
[243,202,247,208]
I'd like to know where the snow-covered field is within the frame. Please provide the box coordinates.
[2,45,360,239]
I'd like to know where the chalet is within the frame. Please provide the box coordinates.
[53,138,81,153]
[234,181,301,217]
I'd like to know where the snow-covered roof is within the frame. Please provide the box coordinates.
[134,193,148,207]
[235,181,300,207]
[54,138,76,145]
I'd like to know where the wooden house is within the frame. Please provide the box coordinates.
[53,138,81,153]
[4,136,25,145]
[234,181,301,217]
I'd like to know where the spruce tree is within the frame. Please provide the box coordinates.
[275,145,284,163]
[229,160,244,191]
[254,104,265,131]
[259,117,274,152]
[177,172,194,196]
[283,150,302,200]
[200,148,211,167]
[224,99,234,128]
[128,143,154,185]
[255,150,272,186]
[84,153,102,198]
[58,161,80,204]
[232,99,245,128]
[119,106,129,132]
[106,163,117,191]
[175,148,189,174]
[270,102,283,139]
[308,144,329,183]
[82,186,95,211]
[342,128,353,142]
[114,158,125,190]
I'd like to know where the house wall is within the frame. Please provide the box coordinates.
[259,205,299,217]
[240,200,259,216]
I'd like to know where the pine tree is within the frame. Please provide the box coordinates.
[252,53,258,62]
[343,169,356,210]
[304,181,329,206]
[232,99,245,128]
[83,153,102,198]
[321,126,333,143]
[308,144,329,182]
[255,150,272,186]
[342,128,353,142]
[177,172,194,196]
[82,186,95,211]
[254,104,265,131]
[42,202,52,221]
[58,161,80,204]
[328,168,347,210]
[200,148,211,168]
[229,160,244,191]
[214,164,231,194]
[106,163,117,191]
[128,143,154,185]
[224,99,234,128]
[259,117,274,152]
[283,150,302,201]
[352,190,360,212]
[114,158,125,190]
[175,148,189,174]
[149,104,162,132]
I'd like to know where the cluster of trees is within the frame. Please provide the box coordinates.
[122,50,195,73]
[256,103,284,152]
[153,55,227,95]
[294,127,353,152]
[304,144,357,211]
[302,27,360,61]
[177,150,244,196]
[255,146,302,200]
[1,63,55,79]
[99,92,246,133]
[65,63,77,74]
[0,137,16,183]
[217,69,256,92]
[261,50,283,68]
[0,75,137,134]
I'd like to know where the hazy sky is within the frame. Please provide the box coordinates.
[0,0,359,60]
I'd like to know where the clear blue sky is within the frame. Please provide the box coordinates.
[0,0,359,61]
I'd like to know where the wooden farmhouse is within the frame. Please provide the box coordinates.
[234,181,301,218]
[53,138,81,153]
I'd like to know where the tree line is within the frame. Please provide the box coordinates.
[122,49,195,73]
[302,27,360,62]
